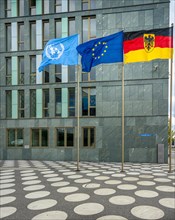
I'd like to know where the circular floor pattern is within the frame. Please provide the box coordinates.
[135,190,158,198]
[0,172,14,176]
[65,193,90,202]
[86,173,100,177]
[156,186,175,192]
[117,184,137,190]
[57,186,79,193]
[82,183,100,189]
[0,207,17,218]
[47,177,63,182]
[20,170,34,174]
[74,178,91,183]
[123,177,139,181]
[62,172,76,175]
[94,188,116,196]
[153,173,167,177]
[137,181,155,186]
[51,181,70,187]
[127,172,140,176]
[96,215,128,220]
[102,171,115,174]
[109,195,135,205]
[0,175,14,180]
[0,183,15,189]
[25,191,50,199]
[22,180,41,185]
[95,176,110,180]
[67,175,83,179]
[40,171,54,174]
[154,178,171,183]
[43,174,58,178]
[131,205,164,220]
[159,198,175,209]
[139,175,154,179]
[22,176,38,181]
[80,170,92,174]
[32,211,68,220]
[21,173,36,177]
[0,196,16,205]
[112,173,126,178]
[27,199,57,210]
[168,175,175,180]
[0,189,16,196]
[104,180,121,185]
[74,203,104,216]
[23,185,45,191]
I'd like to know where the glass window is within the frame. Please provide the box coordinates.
[55,19,62,38]
[18,57,24,84]
[5,0,11,17]
[7,129,23,147]
[18,23,24,51]
[82,0,96,10]
[18,0,24,16]
[43,66,49,83]
[55,89,61,116]
[68,18,75,36]
[82,88,96,116]
[43,89,49,117]
[30,22,36,49]
[68,0,76,11]
[56,128,74,147]
[6,24,11,51]
[43,21,49,48]
[68,88,75,116]
[83,16,96,42]
[55,65,62,82]
[30,90,36,117]
[43,0,49,14]
[18,90,25,118]
[6,57,12,85]
[83,127,95,147]
[6,91,12,118]
[30,0,36,15]
[68,66,75,82]
[55,0,62,13]
[82,68,96,81]
[30,56,36,84]
[31,129,48,147]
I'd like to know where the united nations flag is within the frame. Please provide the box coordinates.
[38,34,79,72]
[76,31,123,72]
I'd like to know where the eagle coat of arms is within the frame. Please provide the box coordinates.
[144,34,155,53]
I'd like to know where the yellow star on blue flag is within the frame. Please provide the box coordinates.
[76,31,123,72]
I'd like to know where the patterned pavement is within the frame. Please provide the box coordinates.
[0,160,175,220]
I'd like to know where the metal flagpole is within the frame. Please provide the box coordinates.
[76,65,80,171]
[121,63,125,172]
[168,23,174,173]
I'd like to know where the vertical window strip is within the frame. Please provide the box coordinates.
[43,89,49,117]
[18,90,25,118]
[6,57,12,85]
[18,57,24,84]
[30,90,36,117]
[6,91,12,118]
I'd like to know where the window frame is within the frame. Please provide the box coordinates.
[55,127,75,147]
[42,20,50,48]
[82,127,95,147]
[55,0,62,13]
[30,55,36,84]
[18,90,25,118]
[6,57,12,85]
[30,21,36,50]
[6,23,11,51]
[82,16,96,43]
[7,128,24,147]
[82,87,96,117]
[31,128,49,147]
[30,89,36,118]
[18,22,24,51]
[18,56,24,85]
[30,0,36,15]
[43,89,49,118]
[5,0,11,17]
[6,90,12,118]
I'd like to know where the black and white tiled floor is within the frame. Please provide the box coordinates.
[0,160,175,220]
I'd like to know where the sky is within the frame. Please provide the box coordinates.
[169,0,175,129]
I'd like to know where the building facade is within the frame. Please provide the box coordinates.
[0,0,170,162]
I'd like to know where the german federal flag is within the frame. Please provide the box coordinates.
[124,27,173,63]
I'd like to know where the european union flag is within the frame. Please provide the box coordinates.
[76,31,123,72]
[38,34,79,72]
